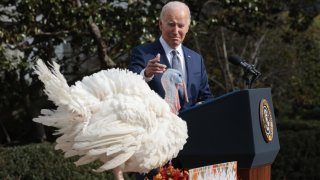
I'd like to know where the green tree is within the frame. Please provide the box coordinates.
[1,0,319,144]
[184,0,320,118]
[0,0,162,143]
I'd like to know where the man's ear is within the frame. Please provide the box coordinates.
[159,20,163,31]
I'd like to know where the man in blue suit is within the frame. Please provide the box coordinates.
[129,2,213,178]
[129,1,213,112]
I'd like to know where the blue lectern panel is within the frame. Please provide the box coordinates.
[176,88,280,169]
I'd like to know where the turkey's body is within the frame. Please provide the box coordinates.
[33,60,188,175]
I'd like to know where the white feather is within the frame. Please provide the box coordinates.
[33,59,188,175]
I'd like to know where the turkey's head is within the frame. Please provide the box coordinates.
[161,68,188,114]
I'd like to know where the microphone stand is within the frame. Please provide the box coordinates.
[242,65,261,89]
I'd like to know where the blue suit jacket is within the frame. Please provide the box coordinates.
[128,39,213,110]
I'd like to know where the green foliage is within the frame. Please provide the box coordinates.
[1,2,319,178]
[1,0,161,63]
[1,120,320,179]
[260,16,320,117]
[272,119,320,179]
[0,142,134,179]
[185,1,320,117]
[0,0,163,143]
[1,0,320,143]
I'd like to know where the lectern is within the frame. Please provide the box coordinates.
[176,88,280,180]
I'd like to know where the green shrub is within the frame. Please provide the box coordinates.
[1,119,320,180]
[272,119,320,179]
[0,142,134,180]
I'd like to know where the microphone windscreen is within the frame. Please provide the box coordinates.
[228,55,242,66]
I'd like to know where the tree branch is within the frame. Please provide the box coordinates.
[0,118,11,143]
[221,27,234,90]
[74,0,115,68]
[89,23,116,68]
[251,33,266,65]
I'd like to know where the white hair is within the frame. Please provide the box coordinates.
[160,1,191,25]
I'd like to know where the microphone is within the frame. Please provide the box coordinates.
[228,55,261,76]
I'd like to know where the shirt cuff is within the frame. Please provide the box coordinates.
[140,69,154,82]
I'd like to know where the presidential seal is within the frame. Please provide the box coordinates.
[259,99,273,142]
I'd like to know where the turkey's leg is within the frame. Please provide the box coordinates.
[112,166,124,180]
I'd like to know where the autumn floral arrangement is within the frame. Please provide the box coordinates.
[151,162,189,180]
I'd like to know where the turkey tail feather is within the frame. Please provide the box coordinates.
[34,59,71,106]
[34,59,90,120]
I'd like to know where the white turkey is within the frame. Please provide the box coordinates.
[33,59,188,180]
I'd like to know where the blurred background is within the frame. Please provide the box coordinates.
[1,0,320,179]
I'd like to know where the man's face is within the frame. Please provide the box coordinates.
[159,8,190,49]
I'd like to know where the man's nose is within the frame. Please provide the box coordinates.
[173,25,179,34]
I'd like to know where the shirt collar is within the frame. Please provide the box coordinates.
[159,36,183,56]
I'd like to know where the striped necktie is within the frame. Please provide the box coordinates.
[171,50,185,103]
[171,50,183,75]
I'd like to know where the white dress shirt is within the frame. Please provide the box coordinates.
[141,36,187,82]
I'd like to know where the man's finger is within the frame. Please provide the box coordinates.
[154,53,160,61]
[149,54,160,63]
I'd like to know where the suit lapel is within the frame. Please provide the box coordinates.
[182,46,192,86]
[182,46,193,103]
